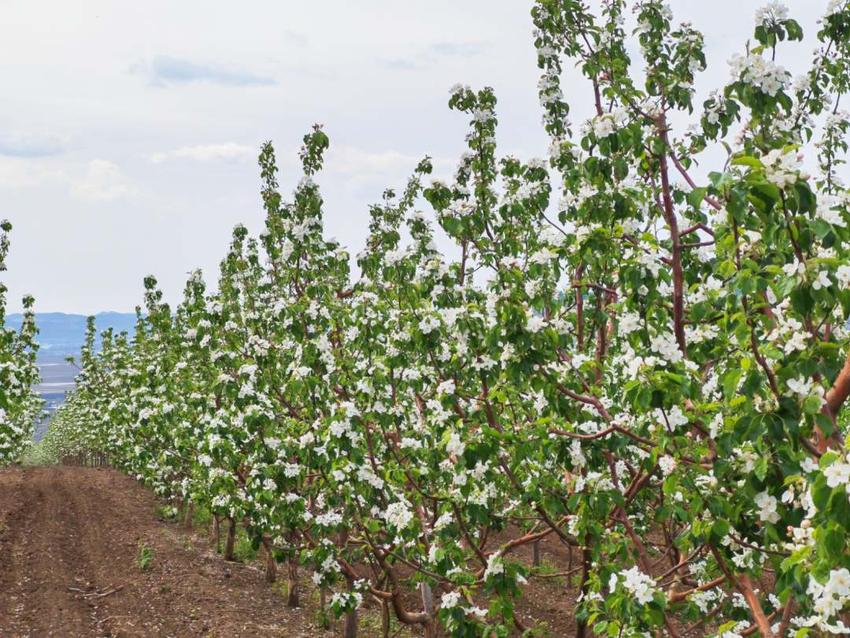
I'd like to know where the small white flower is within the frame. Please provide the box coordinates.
[441,591,462,609]
[824,459,850,489]
[446,431,465,457]
[659,455,677,477]
[836,265,850,287]
[614,566,658,605]
[812,270,832,291]
[754,491,780,524]
[483,553,505,580]
[755,1,789,26]
[384,501,414,530]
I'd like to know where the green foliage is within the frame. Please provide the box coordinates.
[156,504,178,521]
[0,221,43,465]
[41,1,850,635]
[192,504,212,527]
[137,543,154,572]
[233,529,258,563]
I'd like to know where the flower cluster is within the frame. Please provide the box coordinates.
[609,567,659,605]
[755,1,789,26]
[728,53,790,96]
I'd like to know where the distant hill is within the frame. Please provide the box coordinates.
[6,312,137,360]
[5,312,138,437]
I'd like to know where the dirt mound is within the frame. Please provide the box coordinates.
[0,466,323,637]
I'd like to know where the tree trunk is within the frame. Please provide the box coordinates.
[342,608,358,637]
[319,587,330,629]
[213,515,221,552]
[532,539,541,567]
[576,536,592,638]
[342,578,358,638]
[286,554,299,607]
[381,599,391,638]
[183,501,194,529]
[224,517,236,561]
[261,537,277,584]
[420,582,438,638]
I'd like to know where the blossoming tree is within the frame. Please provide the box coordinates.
[45,1,850,636]
[0,220,42,465]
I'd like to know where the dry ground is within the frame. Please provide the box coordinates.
[0,466,580,637]
[0,466,323,638]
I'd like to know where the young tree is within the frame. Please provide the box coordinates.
[0,220,42,464]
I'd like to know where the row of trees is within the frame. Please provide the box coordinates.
[43,1,850,635]
[0,220,42,464]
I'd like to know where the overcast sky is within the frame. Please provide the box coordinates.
[0,0,827,313]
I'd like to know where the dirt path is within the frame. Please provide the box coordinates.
[0,466,322,638]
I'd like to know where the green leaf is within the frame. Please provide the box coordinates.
[731,155,763,169]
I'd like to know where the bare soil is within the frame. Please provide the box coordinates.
[0,466,582,637]
[0,466,323,638]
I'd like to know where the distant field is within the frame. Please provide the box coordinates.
[33,361,77,440]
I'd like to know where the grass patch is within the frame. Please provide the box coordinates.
[155,504,178,522]
[358,604,416,638]
[233,530,258,562]
[311,587,331,629]
[137,543,154,571]
[192,504,212,527]
[531,559,567,587]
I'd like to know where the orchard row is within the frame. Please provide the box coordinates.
[41,2,850,636]
[0,221,42,465]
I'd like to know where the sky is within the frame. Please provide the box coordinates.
[0,0,829,313]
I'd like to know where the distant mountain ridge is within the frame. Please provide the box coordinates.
[6,312,137,359]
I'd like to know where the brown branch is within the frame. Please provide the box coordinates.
[656,116,687,357]
[669,151,723,211]
[668,575,725,603]
[681,221,715,237]
[710,547,775,638]
[826,349,850,418]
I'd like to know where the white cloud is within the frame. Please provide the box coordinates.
[71,160,134,202]
[326,146,422,174]
[326,145,453,177]
[428,41,488,57]
[0,158,134,203]
[135,56,276,87]
[0,158,66,190]
[150,143,256,164]
[382,41,489,71]
[0,132,68,158]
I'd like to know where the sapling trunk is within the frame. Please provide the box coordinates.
[260,537,277,583]
[213,515,221,552]
[319,587,330,629]
[286,554,299,607]
[342,577,358,638]
[381,599,390,638]
[420,582,437,638]
[224,517,236,561]
[183,501,194,529]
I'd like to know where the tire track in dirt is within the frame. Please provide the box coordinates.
[0,466,325,638]
[0,466,100,636]
[0,466,583,637]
